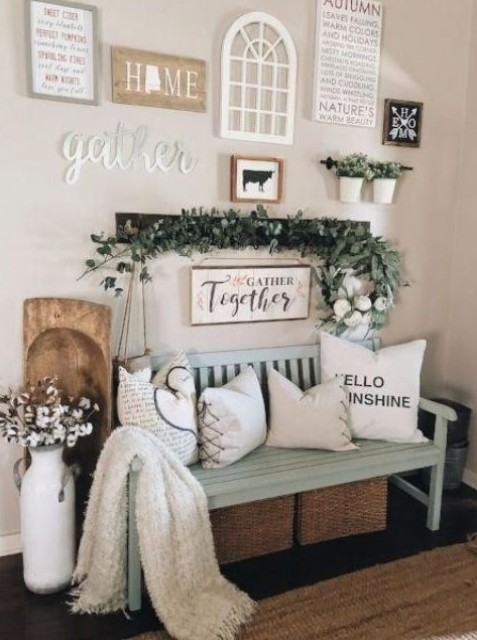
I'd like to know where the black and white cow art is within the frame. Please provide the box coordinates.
[242,169,274,192]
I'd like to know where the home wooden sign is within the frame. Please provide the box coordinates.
[111,46,206,112]
[191,266,311,325]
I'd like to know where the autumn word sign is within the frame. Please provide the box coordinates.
[112,46,206,112]
[191,266,311,325]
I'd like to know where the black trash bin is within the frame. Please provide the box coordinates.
[419,399,471,490]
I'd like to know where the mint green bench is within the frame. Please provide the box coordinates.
[127,342,457,611]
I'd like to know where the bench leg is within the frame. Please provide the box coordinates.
[426,461,444,531]
[128,464,142,612]
[426,415,447,531]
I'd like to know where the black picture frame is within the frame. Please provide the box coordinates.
[382,99,423,147]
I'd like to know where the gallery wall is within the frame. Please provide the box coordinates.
[0,0,472,546]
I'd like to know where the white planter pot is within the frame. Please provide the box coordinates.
[339,177,364,203]
[14,444,75,594]
[373,178,397,204]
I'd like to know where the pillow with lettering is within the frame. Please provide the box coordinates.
[320,333,427,443]
[266,369,356,451]
[117,352,199,465]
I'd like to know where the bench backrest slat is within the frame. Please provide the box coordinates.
[151,339,380,395]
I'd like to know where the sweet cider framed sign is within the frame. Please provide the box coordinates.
[191,265,311,325]
[26,0,99,105]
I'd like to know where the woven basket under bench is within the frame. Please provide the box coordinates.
[209,478,388,563]
[296,477,388,545]
[210,495,295,563]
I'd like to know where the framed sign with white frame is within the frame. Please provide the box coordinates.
[191,265,310,325]
[231,155,283,204]
[26,0,99,105]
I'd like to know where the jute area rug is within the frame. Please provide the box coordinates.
[131,543,477,640]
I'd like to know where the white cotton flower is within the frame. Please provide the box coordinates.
[66,434,77,447]
[333,299,352,319]
[342,270,365,297]
[85,422,93,435]
[79,397,91,410]
[27,433,42,447]
[44,433,55,445]
[344,311,363,328]
[374,297,391,312]
[35,416,49,429]
[354,295,372,312]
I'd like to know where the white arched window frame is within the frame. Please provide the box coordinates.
[220,12,297,145]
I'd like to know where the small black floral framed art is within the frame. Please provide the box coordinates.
[382,99,423,147]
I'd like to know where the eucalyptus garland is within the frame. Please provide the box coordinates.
[81,206,404,334]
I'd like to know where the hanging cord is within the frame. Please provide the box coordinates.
[141,270,150,356]
[116,263,136,362]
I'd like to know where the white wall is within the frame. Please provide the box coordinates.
[0,0,472,543]
[443,2,477,484]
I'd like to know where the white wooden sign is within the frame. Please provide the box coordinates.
[191,266,311,325]
[27,0,98,104]
[313,0,382,128]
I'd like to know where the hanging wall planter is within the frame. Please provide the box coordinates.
[334,153,371,204]
[370,161,403,205]
[373,178,397,204]
[339,176,365,203]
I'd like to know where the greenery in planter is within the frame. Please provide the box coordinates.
[335,153,372,179]
[369,161,403,180]
[81,207,404,334]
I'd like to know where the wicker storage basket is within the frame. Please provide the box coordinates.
[210,495,295,564]
[296,478,388,545]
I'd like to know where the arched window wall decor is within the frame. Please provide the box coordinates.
[220,12,297,145]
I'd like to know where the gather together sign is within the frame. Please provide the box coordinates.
[191,266,311,325]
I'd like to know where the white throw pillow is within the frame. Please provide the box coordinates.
[320,333,427,443]
[266,368,356,451]
[117,352,199,465]
[198,366,266,469]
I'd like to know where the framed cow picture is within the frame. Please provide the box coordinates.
[231,155,284,203]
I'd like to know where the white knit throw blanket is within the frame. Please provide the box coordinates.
[71,427,255,640]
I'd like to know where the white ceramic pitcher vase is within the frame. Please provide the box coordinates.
[13,443,76,594]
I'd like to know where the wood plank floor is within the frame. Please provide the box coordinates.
[1,481,477,640]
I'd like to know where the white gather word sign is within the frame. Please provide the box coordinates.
[61,122,198,184]
[191,266,311,325]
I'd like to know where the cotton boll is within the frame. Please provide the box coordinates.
[344,311,363,328]
[354,295,372,312]
[333,299,352,319]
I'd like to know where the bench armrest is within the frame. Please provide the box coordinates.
[418,397,458,422]
[418,397,457,449]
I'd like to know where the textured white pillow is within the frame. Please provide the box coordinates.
[122,353,152,383]
[198,366,266,469]
[320,333,427,443]
[266,369,356,451]
[117,352,199,465]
